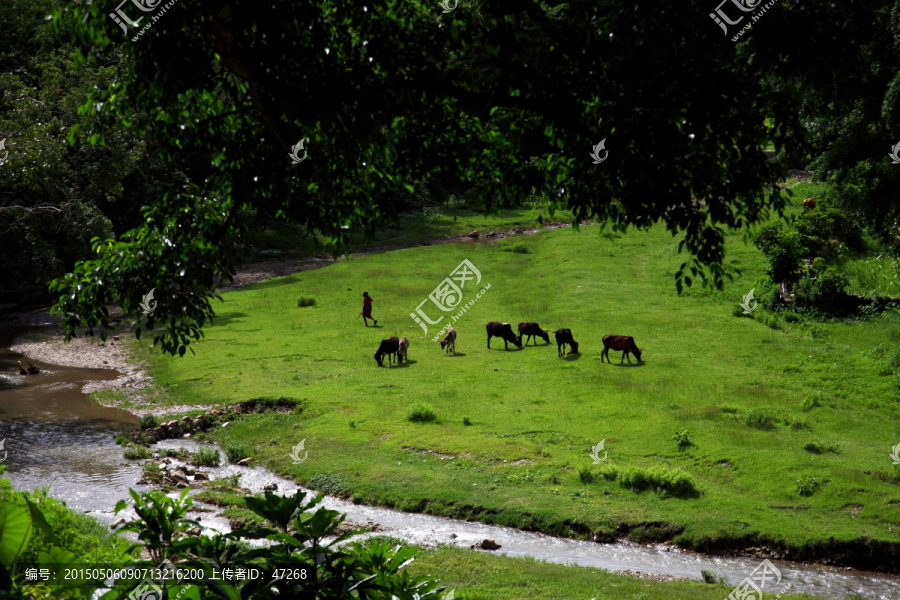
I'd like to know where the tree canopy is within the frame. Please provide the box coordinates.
[23,0,899,354]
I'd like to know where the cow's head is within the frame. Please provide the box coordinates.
[513,335,523,348]
[374,352,384,366]
[569,341,579,355]
[539,330,550,343]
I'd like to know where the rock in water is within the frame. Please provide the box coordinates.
[467,231,480,238]
[479,539,501,550]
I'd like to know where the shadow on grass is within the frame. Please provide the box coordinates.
[561,352,582,361]
[394,360,417,368]
[210,312,249,326]
[443,352,467,357]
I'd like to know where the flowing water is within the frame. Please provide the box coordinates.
[1,317,899,599]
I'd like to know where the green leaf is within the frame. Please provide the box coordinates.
[0,503,33,568]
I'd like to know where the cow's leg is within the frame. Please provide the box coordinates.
[487,333,491,349]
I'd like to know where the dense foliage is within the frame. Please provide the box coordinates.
[0,0,897,349]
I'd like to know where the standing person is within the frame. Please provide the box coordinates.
[361,291,377,327]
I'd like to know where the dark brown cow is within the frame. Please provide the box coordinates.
[601,335,642,364]
[440,328,457,354]
[553,329,579,357]
[486,322,522,350]
[518,322,550,345]
[802,198,816,211]
[374,336,400,366]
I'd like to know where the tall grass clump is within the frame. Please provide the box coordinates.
[191,446,221,467]
[297,296,317,307]
[224,444,247,464]
[618,466,699,498]
[138,414,159,430]
[406,403,437,423]
[500,241,530,254]
[672,429,692,449]
[700,570,727,584]
[745,409,774,429]
[123,445,150,460]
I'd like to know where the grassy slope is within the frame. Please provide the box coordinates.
[404,545,825,600]
[135,191,900,561]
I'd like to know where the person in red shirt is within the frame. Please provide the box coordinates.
[361,291,377,326]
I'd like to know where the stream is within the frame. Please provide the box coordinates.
[1,318,899,599]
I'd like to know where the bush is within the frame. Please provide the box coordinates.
[124,445,150,460]
[191,446,221,467]
[795,267,850,314]
[754,223,807,282]
[797,476,821,496]
[720,404,740,414]
[745,409,774,429]
[500,241,530,254]
[672,429,692,449]
[406,403,436,423]
[297,296,317,307]
[801,395,821,411]
[782,310,802,323]
[578,466,595,483]
[138,414,159,430]
[618,466,699,498]
[462,416,472,426]
[701,570,727,584]
[224,444,247,464]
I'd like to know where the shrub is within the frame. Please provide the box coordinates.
[191,446,221,467]
[720,404,740,414]
[138,414,159,430]
[753,223,807,283]
[406,403,436,423]
[672,429,692,449]
[782,311,802,323]
[124,445,150,460]
[618,466,699,498]
[462,416,472,426]
[797,476,821,496]
[795,268,850,314]
[297,296,317,307]
[790,419,807,430]
[500,241,530,254]
[598,465,619,481]
[745,409,774,429]
[701,570,727,584]
[801,395,821,411]
[578,466,595,483]
[224,444,247,464]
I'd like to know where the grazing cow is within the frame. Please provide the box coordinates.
[601,335,643,364]
[398,336,409,363]
[440,328,457,354]
[486,321,522,350]
[802,198,816,211]
[553,329,579,357]
[374,336,400,366]
[518,322,550,346]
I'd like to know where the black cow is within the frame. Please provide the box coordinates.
[518,322,550,346]
[601,335,642,364]
[486,321,523,350]
[374,336,400,366]
[554,329,579,357]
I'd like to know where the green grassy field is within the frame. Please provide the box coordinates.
[131,189,900,577]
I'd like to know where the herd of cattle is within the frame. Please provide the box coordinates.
[373,321,643,366]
